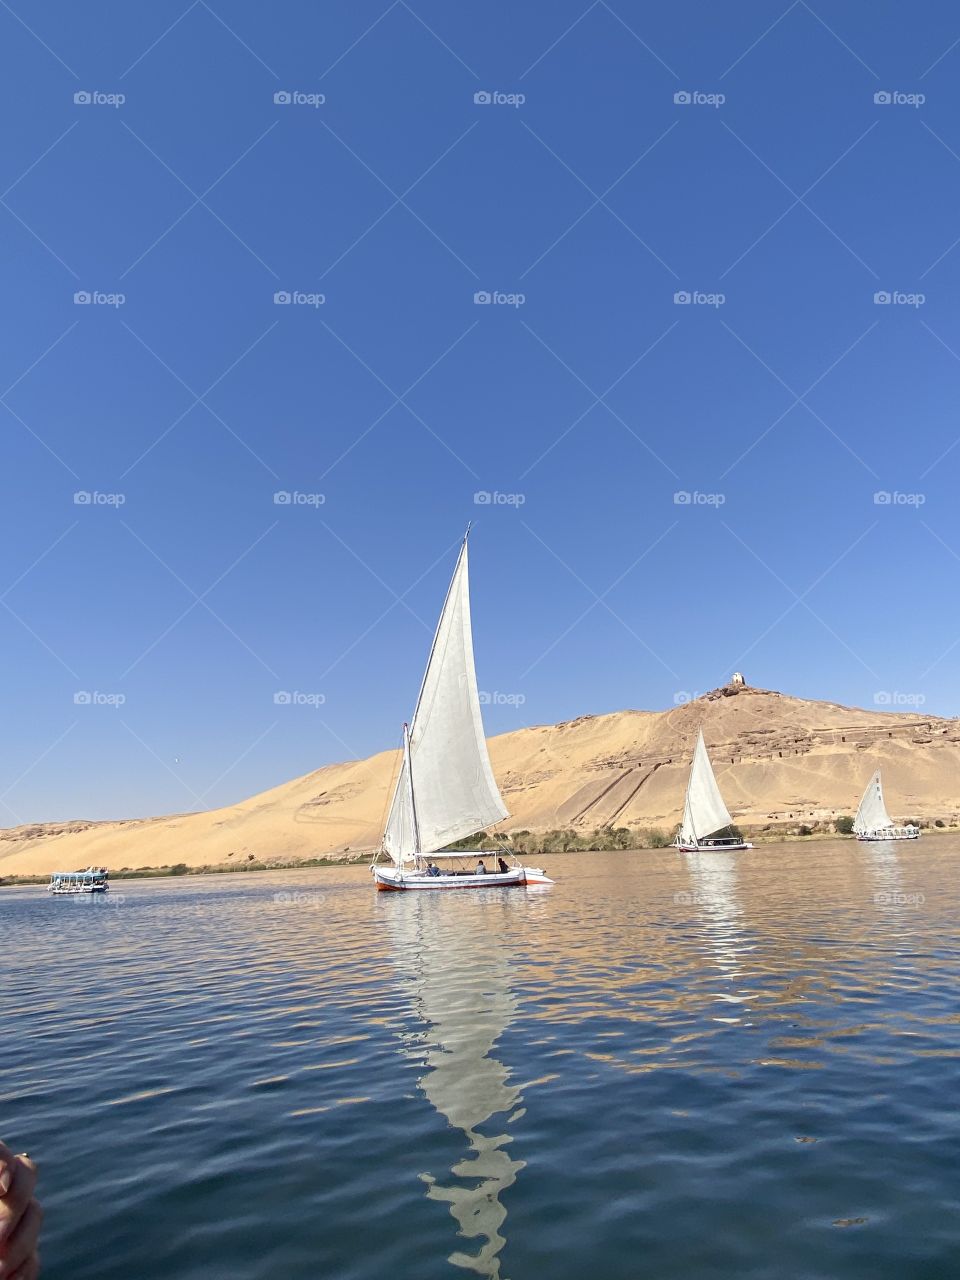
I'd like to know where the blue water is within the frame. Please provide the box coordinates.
[4,840,960,1278]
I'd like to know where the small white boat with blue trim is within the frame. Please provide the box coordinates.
[48,867,110,894]
[371,529,552,892]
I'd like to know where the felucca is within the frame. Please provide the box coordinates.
[371,529,552,891]
[676,727,753,852]
[853,770,919,841]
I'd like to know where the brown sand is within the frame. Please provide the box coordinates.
[2,685,956,877]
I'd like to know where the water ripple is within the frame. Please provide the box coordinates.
[4,841,960,1278]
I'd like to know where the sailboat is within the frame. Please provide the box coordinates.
[852,770,919,841]
[675,727,753,852]
[371,529,552,891]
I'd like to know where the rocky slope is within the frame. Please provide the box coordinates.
[2,684,957,876]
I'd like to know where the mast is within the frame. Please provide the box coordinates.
[687,726,700,847]
[403,721,422,867]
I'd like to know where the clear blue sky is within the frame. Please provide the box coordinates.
[2,0,959,823]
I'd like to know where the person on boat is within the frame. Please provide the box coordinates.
[476,859,487,874]
[426,862,440,877]
[497,857,509,873]
[0,1142,41,1279]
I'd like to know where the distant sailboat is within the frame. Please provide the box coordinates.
[676,728,753,852]
[852,770,919,842]
[371,529,552,891]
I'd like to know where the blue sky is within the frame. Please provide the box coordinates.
[2,0,960,823]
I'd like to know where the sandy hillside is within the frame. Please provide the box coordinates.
[2,683,958,876]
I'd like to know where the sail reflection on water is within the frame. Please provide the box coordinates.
[386,894,525,1279]
[684,849,756,1024]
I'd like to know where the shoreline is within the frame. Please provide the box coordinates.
[3,824,956,889]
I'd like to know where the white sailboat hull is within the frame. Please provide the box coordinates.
[373,865,552,891]
[676,839,753,852]
[855,828,919,842]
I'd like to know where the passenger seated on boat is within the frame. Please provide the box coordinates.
[426,862,440,877]
[476,859,487,874]
[497,857,509,873]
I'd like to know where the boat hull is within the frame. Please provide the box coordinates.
[49,884,109,894]
[856,830,920,842]
[676,840,753,852]
[372,866,552,891]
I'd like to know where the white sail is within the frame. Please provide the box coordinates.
[382,536,508,862]
[679,727,733,845]
[383,727,418,867]
[853,770,892,835]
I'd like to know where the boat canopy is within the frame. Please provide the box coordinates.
[382,534,508,864]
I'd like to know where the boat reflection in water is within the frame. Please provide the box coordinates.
[862,839,923,933]
[685,848,750,977]
[386,893,526,1279]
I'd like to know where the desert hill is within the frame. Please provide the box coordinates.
[2,683,958,877]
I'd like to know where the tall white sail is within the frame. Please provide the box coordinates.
[383,727,418,867]
[679,727,733,845]
[853,770,892,835]
[382,536,508,862]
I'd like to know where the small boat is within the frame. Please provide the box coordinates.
[853,770,919,841]
[371,529,552,892]
[675,727,753,852]
[48,867,110,894]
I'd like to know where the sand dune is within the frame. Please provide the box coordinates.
[2,684,958,877]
